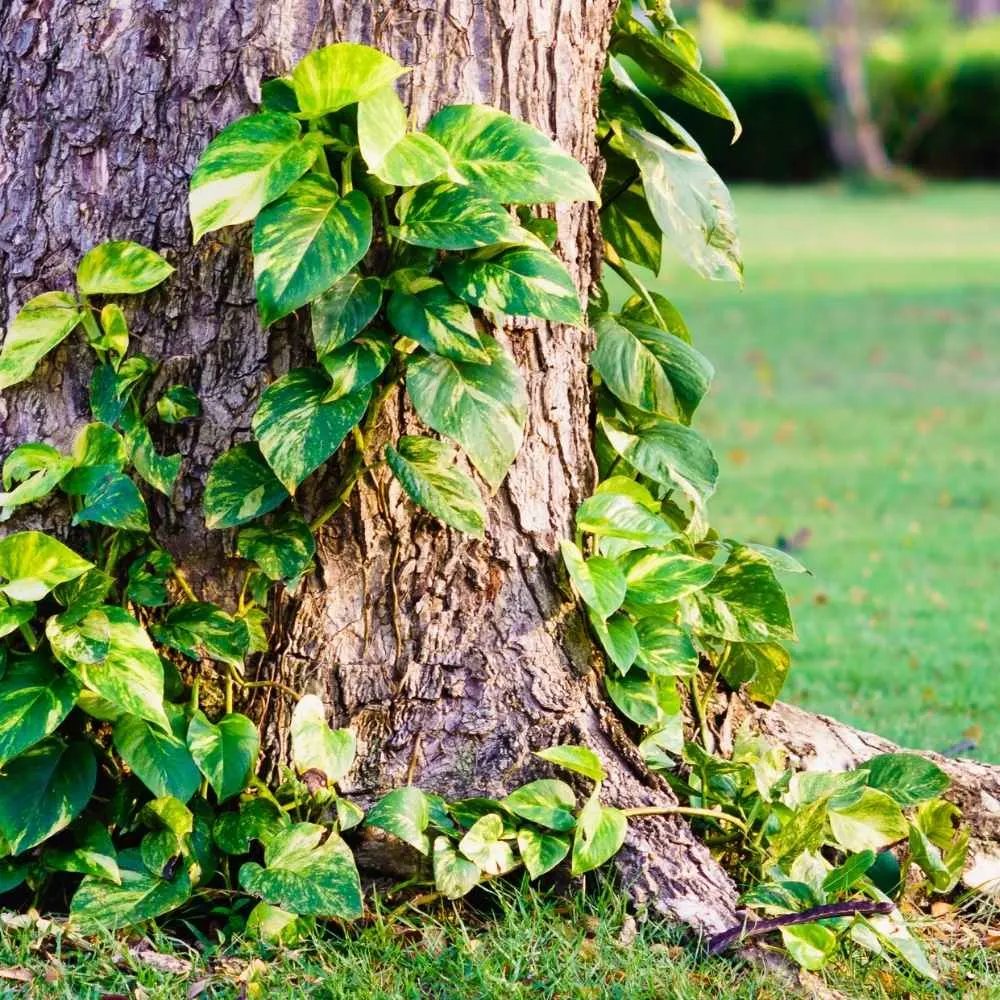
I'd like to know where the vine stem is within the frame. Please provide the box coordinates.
[227,664,302,702]
[172,568,198,602]
[310,365,402,531]
[622,805,750,835]
[603,244,668,330]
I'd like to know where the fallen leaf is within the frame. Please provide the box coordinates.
[930,901,953,918]
[617,914,638,948]
[130,944,193,975]
[0,967,32,983]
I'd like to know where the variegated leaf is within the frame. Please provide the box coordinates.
[252,367,372,493]
[291,42,405,118]
[76,241,174,296]
[386,435,486,537]
[319,331,393,401]
[425,104,598,204]
[189,113,320,241]
[0,292,83,390]
[406,340,527,490]
[387,279,488,363]
[442,247,582,325]
[253,177,372,328]
[357,86,450,187]
[311,274,382,355]
[392,181,519,250]
[203,443,289,529]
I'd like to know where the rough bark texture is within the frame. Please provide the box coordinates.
[0,0,740,935]
[761,702,1000,897]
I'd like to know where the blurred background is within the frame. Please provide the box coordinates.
[654,1,999,758]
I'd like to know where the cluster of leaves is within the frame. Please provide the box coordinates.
[559,0,798,773]
[684,734,968,979]
[193,41,598,555]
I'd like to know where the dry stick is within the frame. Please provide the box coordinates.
[706,900,894,957]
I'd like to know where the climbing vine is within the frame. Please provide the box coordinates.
[0,9,971,981]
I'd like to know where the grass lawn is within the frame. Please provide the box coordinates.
[655,183,1000,762]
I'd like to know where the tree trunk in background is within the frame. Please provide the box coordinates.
[0,0,740,935]
[822,0,893,179]
[956,0,1000,21]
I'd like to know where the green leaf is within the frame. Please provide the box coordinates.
[387,280,488,364]
[620,292,690,342]
[153,602,249,667]
[517,827,570,880]
[365,787,431,855]
[291,43,406,118]
[432,835,481,899]
[71,866,192,931]
[72,472,150,532]
[780,923,837,971]
[0,598,36,640]
[442,247,582,326]
[617,318,713,422]
[392,181,519,250]
[693,543,796,643]
[571,793,627,875]
[503,780,576,832]
[864,911,938,981]
[46,607,111,666]
[120,408,181,496]
[0,532,93,602]
[189,113,320,241]
[311,274,382,355]
[91,302,129,357]
[623,551,716,608]
[734,642,792,707]
[62,422,127,496]
[829,788,909,853]
[425,104,598,204]
[458,814,516,875]
[767,797,828,865]
[253,178,372,328]
[76,241,174,296]
[535,745,605,783]
[214,798,288,855]
[319,331,393,401]
[253,367,371,493]
[358,86,451,187]
[0,657,80,764]
[560,541,626,620]
[67,607,169,730]
[0,292,83,390]
[407,340,527,490]
[114,708,201,802]
[606,669,667,726]
[45,842,121,885]
[386,436,486,537]
[633,618,698,677]
[237,510,316,583]
[246,902,310,945]
[601,147,661,271]
[610,21,740,137]
[600,414,718,509]
[156,386,202,424]
[187,710,258,802]
[859,754,949,807]
[290,695,355,786]
[575,492,674,547]
[0,443,72,515]
[239,822,363,919]
[592,314,676,418]
[588,610,640,675]
[0,738,95,854]
[204,443,289,529]
[623,128,742,283]
[821,849,876,896]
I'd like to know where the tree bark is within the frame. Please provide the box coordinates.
[821,0,893,179]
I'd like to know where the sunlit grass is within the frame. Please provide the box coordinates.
[654,183,1000,761]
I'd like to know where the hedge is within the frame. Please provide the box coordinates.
[647,16,1000,182]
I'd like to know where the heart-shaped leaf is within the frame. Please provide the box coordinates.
[237,510,316,583]
[114,707,201,802]
[76,241,174,296]
[239,822,363,919]
[187,711,259,802]
[387,280,488,364]
[291,43,405,118]
[319,331,393,401]
[503,780,576,832]
[571,793,627,875]
[432,835,481,898]
[392,181,519,250]
[0,532,93,602]
[204,443,289,529]
[0,657,80,765]
[253,178,372,327]
[365,787,431,855]
[406,340,527,490]
[290,695,356,786]
[0,292,83,390]
[386,436,486,537]
[252,367,372,493]
[311,274,382,355]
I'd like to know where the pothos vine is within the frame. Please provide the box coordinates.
[0,4,970,979]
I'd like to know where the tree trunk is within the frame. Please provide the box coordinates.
[821,0,893,179]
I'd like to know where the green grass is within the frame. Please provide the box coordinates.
[654,183,1000,762]
[1,886,996,998]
